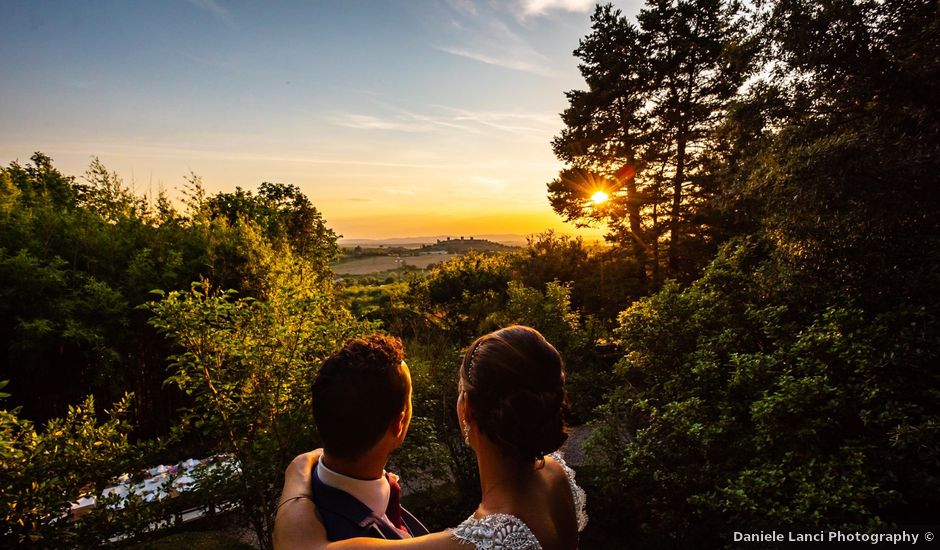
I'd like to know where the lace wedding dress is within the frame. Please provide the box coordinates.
[450,452,588,550]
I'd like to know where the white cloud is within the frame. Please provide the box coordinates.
[446,0,478,17]
[443,107,558,134]
[436,46,558,77]
[516,0,596,17]
[471,176,506,189]
[329,104,554,139]
[330,114,433,133]
[435,3,559,77]
[185,0,236,28]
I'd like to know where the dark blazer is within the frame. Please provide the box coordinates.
[311,466,429,541]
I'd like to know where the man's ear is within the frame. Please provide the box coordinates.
[391,410,406,439]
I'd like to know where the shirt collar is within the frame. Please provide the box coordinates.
[316,461,390,518]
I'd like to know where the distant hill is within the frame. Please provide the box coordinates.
[339,234,530,247]
[417,237,515,254]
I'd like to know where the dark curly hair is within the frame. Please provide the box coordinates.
[311,335,408,460]
[460,325,569,464]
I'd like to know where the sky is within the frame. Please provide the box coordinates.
[0,0,640,240]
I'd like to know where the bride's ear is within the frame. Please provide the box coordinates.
[458,391,471,425]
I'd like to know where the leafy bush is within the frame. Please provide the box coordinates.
[495,281,611,422]
[410,251,512,343]
[586,239,940,547]
[0,389,172,548]
[148,242,370,548]
[122,531,255,550]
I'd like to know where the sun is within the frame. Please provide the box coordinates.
[591,191,609,205]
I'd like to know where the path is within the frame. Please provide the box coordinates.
[559,424,594,467]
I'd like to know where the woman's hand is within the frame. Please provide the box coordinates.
[274,449,326,550]
[283,449,323,500]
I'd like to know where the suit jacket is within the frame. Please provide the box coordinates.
[311,466,429,540]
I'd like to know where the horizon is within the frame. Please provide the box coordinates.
[0,0,637,240]
[336,231,609,245]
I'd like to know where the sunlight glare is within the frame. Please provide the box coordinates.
[591,191,609,205]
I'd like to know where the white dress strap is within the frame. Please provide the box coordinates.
[548,451,588,532]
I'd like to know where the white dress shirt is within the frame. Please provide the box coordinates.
[316,460,409,536]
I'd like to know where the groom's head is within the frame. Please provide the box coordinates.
[311,335,412,461]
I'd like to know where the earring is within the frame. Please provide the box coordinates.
[462,422,470,445]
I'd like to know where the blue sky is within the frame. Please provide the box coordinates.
[0,0,640,238]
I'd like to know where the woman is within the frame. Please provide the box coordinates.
[274,325,587,550]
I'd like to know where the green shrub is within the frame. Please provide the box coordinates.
[0,390,173,548]
[587,239,940,547]
[148,259,370,549]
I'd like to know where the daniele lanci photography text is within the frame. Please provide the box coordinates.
[1,0,938,549]
[732,530,935,546]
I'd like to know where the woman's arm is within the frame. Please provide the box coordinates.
[273,451,464,550]
[274,493,327,550]
[304,532,458,550]
[274,450,326,550]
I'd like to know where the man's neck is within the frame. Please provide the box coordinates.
[321,450,389,481]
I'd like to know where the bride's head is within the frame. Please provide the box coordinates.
[457,325,569,465]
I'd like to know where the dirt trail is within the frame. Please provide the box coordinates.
[558,424,594,467]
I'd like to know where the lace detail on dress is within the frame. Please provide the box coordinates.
[450,513,542,550]
[548,451,588,532]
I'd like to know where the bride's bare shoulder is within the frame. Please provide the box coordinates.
[542,454,570,484]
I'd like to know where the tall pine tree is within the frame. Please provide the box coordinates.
[550,1,750,285]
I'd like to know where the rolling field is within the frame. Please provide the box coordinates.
[332,254,458,275]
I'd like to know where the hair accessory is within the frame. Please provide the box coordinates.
[467,340,483,386]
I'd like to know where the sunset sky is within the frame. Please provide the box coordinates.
[0,0,639,239]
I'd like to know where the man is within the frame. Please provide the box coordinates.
[302,335,428,540]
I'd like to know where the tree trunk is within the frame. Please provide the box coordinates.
[624,170,649,288]
[669,135,686,276]
[652,201,661,287]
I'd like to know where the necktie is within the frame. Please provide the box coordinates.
[385,473,404,531]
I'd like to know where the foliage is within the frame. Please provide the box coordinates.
[510,231,644,323]
[0,391,171,548]
[2,0,937,545]
[204,182,340,287]
[0,248,129,414]
[371,314,478,528]
[550,1,752,284]
[719,0,940,312]
[390,348,475,531]
[575,0,940,544]
[494,281,611,422]
[339,281,412,325]
[0,154,343,437]
[0,155,204,432]
[122,530,256,550]
[409,251,512,343]
[586,239,940,547]
[147,257,368,549]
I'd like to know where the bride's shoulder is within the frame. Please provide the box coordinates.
[545,452,588,532]
[450,513,542,550]
[543,452,571,481]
